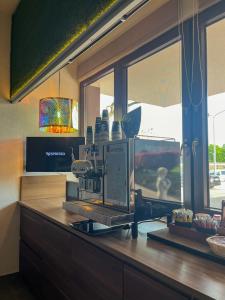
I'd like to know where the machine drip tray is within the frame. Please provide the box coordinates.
[70,220,129,236]
[63,200,134,227]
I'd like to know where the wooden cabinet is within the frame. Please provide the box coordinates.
[20,207,44,253]
[70,235,123,300]
[20,207,199,300]
[20,207,123,300]
[124,266,190,300]
[20,241,43,299]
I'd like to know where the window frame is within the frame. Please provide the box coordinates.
[79,65,115,136]
[193,1,225,213]
[80,26,193,209]
[80,1,225,213]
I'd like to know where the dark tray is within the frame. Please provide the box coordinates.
[147,228,225,265]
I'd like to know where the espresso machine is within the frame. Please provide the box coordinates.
[64,137,181,237]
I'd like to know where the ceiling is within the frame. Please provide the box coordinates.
[91,41,181,107]
[0,0,20,14]
[76,0,169,65]
[207,17,225,97]
[90,17,225,107]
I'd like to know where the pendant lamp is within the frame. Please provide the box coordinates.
[39,71,75,133]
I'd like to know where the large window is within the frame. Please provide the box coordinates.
[80,0,225,212]
[127,41,183,203]
[207,18,225,209]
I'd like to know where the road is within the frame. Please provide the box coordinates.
[210,181,225,209]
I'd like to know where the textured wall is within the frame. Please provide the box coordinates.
[11,0,117,97]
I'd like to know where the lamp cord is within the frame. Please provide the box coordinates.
[58,70,61,98]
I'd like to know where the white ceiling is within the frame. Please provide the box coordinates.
[207,17,225,97]
[90,17,225,108]
[91,41,181,107]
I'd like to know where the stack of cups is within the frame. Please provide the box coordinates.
[100,109,109,142]
[86,126,93,145]
[111,121,122,141]
[94,117,101,144]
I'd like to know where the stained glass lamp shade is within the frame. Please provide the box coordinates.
[39,97,75,133]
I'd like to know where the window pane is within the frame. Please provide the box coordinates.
[128,41,183,203]
[84,72,114,129]
[207,18,225,209]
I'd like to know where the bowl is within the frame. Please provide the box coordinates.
[206,236,225,258]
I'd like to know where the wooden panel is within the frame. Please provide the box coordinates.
[20,207,123,300]
[71,235,123,300]
[20,241,69,300]
[41,218,72,279]
[20,207,44,253]
[124,266,190,300]
[20,241,43,298]
[20,175,66,202]
[41,260,86,300]
[19,200,225,300]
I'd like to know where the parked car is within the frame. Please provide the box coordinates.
[209,175,221,188]
[209,170,225,182]
[216,170,225,182]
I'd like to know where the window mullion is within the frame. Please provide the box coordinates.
[114,64,127,122]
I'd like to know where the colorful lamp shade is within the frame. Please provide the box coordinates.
[39,97,75,133]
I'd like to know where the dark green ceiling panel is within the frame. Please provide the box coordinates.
[11,0,117,97]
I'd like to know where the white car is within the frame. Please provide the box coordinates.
[210,170,225,182]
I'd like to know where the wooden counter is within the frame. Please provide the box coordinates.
[18,198,225,300]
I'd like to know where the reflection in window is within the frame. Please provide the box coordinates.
[84,72,114,130]
[207,18,225,209]
[128,41,183,202]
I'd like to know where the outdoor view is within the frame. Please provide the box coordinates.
[207,18,225,209]
[85,72,114,130]
[128,41,183,203]
[86,23,225,210]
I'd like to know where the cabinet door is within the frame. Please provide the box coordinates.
[71,235,123,300]
[41,219,72,277]
[124,266,190,300]
[20,241,69,300]
[20,241,43,298]
[20,207,44,253]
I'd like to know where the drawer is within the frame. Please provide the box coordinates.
[20,207,44,253]
[124,265,190,300]
[71,235,123,300]
[20,241,43,298]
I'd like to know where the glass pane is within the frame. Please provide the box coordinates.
[84,72,114,130]
[128,41,183,203]
[207,18,225,210]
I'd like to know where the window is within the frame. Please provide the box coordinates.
[80,0,225,212]
[83,72,114,130]
[207,17,225,209]
[127,41,183,203]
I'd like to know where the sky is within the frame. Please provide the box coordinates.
[208,92,225,146]
[100,91,225,149]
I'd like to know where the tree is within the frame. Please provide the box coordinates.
[208,144,225,163]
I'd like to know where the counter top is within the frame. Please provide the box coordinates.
[19,198,225,300]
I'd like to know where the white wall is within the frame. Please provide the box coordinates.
[0,12,79,276]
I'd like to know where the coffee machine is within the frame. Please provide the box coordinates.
[65,137,181,237]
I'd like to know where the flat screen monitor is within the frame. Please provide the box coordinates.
[26,137,85,172]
